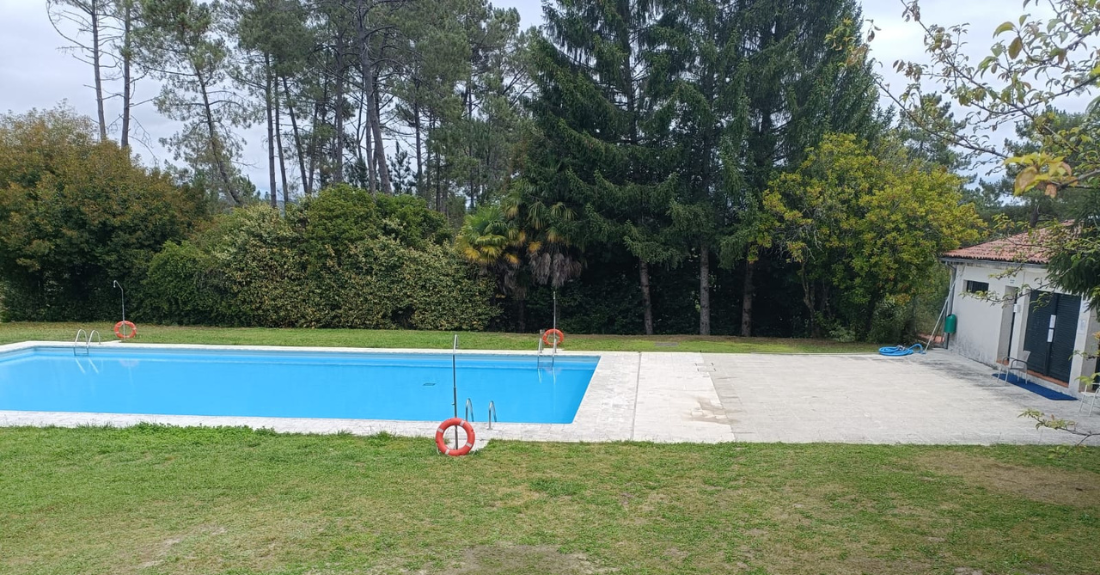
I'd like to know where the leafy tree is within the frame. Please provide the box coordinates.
[885,0,1100,308]
[0,107,207,320]
[720,0,881,336]
[763,133,983,337]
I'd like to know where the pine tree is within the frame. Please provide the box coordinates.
[520,0,676,335]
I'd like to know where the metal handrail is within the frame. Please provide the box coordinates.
[88,329,102,348]
[74,329,87,356]
[488,401,497,430]
[537,332,544,369]
[464,398,475,422]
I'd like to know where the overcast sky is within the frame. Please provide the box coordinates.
[0,0,1024,196]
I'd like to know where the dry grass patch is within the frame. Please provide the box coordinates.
[445,545,613,575]
[919,451,1100,508]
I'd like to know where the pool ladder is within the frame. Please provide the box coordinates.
[464,398,499,430]
[73,329,102,356]
[536,332,556,370]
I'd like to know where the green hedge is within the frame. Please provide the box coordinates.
[144,193,496,330]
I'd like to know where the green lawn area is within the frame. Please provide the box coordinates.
[0,321,877,353]
[1,425,1098,574]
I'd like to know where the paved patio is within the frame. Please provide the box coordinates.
[2,342,1098,445]
[706,351,1100,444]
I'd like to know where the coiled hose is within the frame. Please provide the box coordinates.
[878,343,925,357]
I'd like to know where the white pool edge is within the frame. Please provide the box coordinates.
[0,341,641,443]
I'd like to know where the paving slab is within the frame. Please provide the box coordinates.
[706,350,1100,445]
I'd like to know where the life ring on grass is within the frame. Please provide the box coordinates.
[114,320,137,339]
[542,329,565,347]
[435,417,475,456]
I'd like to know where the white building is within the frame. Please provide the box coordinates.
[942,231,1098,395]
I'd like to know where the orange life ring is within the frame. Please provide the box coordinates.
[542,328,564,346]
[435,417,475,456]
[114,320,137,339]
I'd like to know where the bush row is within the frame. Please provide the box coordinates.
[142,189,497,330]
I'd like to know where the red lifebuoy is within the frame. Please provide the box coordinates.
[542,328,564,346]
[435,417,475,456]
[114,320,137,339]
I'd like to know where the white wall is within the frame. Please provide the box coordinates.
[945,260,1097,395]
[946,262,1041,367]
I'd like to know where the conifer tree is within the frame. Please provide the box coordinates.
[521,0,676,335]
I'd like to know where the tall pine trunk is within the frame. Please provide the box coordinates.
[333,38,346,184]
[370,71,391,193]
[197,70,239,204]
[355,1,390,194]
[359,90,375,192]
[265,55,277,209]
[120,0,132,149]
[699,245,711,335]
[740,258,755,337]
[275,77,289,207]
[90,0,107,141]
[282,76,309,196]
[309,76,328,192]
[413,93,422,196]
[639,259,654,336]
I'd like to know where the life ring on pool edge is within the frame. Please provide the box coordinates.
[542,328,565,346]
[114,320,137,339]
[435,417,475,456]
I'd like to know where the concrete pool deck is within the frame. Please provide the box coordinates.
[2,341,1098,446]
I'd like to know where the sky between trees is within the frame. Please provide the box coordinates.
[0,0,1053,197]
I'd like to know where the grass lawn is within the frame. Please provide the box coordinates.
[2,425,1099,574]
[0,322,877,353]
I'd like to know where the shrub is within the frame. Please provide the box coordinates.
[868,295,917,344]
[144,194,496,329]
[0,107,207,320]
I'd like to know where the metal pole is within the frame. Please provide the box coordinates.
[452,334,459,448]
[112,281,126,323]
[553,289,557,331]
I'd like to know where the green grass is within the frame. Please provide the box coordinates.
[0,322,876,353]
[2,425,1099,574]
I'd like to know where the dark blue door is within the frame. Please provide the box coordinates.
[1023,291,1081,382]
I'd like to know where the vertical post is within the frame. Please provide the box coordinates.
[112,281,126,323]
[553,289,557,331]
[452,334,459,447]
[552,289,558,355]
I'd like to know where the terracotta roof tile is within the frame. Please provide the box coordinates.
[942,229,1052,265]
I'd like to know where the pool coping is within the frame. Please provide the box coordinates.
[0,341,642,445]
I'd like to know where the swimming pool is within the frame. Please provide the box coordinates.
[0,346,599,424]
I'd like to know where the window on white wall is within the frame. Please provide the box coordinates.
[966,280,990,293]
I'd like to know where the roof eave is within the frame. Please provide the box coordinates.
[939,256,1048,268]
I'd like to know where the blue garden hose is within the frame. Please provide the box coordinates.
[878,343,925,357]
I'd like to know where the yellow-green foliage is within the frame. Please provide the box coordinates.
[144,193,496,330]
[763,133,983,334]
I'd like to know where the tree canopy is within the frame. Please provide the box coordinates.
[883,0,1100,308]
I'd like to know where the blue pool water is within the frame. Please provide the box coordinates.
[0,347,598,424]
